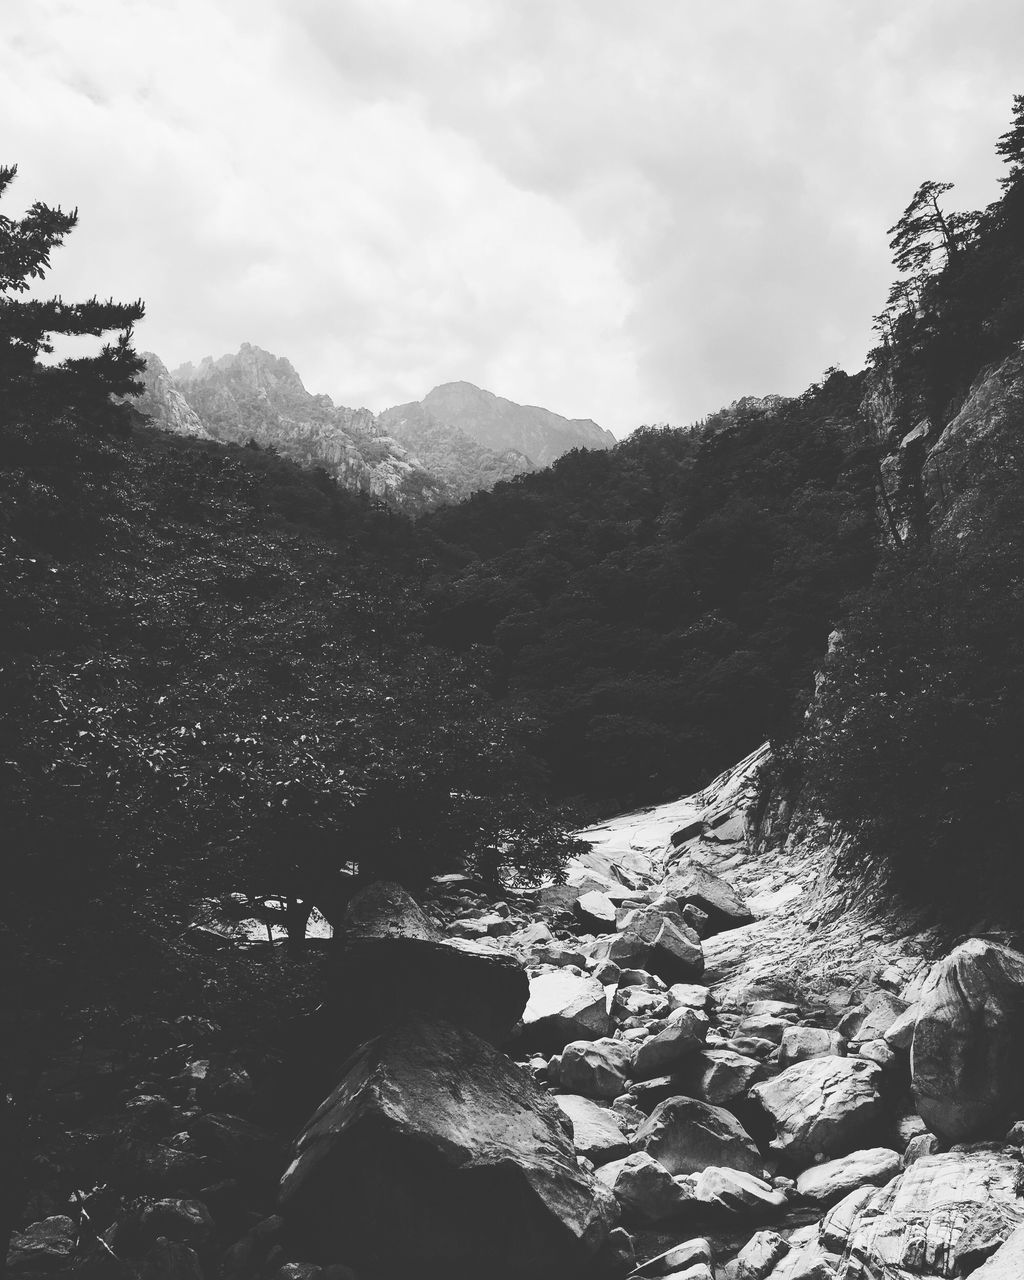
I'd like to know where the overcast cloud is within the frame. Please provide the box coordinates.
[4,0,1024,434]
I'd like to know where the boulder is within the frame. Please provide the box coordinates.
[520,971,610,1051]
[750,1055,883,1159]
[612,985,671,1021]
[593,908,704,985]
[330,881,528,1046]
[633,1237,712,1276]
[6,1216,77,1273]
[634,1096,763,1178]
[553,1095,630,1166]
[661,859,755,935]
[667,984,711,1011]
[576,891,617,932]
[911,938,1024,1141]
[778,1027,844,1069]
[279,1017,613,1279]
[595,1152,690,1224]
[734,1229,789,1279]
[633,1010,709,1079]
[692,1166,786,1214]
[675,1048,762,1106]
[138,1198,216,1248]
[823,1149,1024,1280]
[557,1039,637,1100]
[733,1014,791,1045]
[139,1239,204,1279]
[795,1147,901,1205]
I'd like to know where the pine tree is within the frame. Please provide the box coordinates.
[0,164,145,432]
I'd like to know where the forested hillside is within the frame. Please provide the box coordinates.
[420,375,879,814]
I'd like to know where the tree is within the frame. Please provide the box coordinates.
[996,93,1024,190]
[0,164,145,432]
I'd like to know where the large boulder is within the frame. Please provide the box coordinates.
[911,938,1024,1141]
[593,908,704,985]
[553,1095,630,1166]
[750,1055,883,1160]
[633,1009,709,1079]
[823,1150,1024,1280]
[633,1096,763,1178]
[279,1017,614,1279]
[519,971,610,1052]
[661,859,754,935]
[595,1152,690,1224]
[329,881,528,1046]
[795,1147,902,1206]
[557,1038,636,1099]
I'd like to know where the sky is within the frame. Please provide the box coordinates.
[4,1,1024,436]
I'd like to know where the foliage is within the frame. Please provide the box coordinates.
[420,373,879,814]
[0,164,145,432]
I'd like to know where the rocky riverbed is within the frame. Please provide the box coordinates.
[12,746,1024,1279]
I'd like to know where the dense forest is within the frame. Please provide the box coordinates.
[4,94,1024,1268]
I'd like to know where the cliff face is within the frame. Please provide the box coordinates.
[380,412,534,503]
[134,353,210,440]
[138,345,447,511]
[862,348,1024,547]
[382,380,616,471]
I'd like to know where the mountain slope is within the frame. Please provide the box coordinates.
[137,344,447,511]
[381,380,616,470]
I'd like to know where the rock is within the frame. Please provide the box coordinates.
[882,1005,918,1052]
[911,938,1024,1141]
[139,1239,204,1279]
[750,1056,883,1159]
[138,1199,216,1248]
[330,880,529,1046]
[634,1096,763,1178]
[855,1039,895,1069]
[902,1133,939,1165]
[734,1229,789,1279]
[692,1166,786,1214]
[628,1075,693,1115]
[613,985,671,1021]
[778,1027,844,1069]
[633,1010,709,1079]
[554,1095,630,1166]
[189,1113,283,1185]
[668,984,711,1011]
[971,1223,1024,1279]
[733,1014,790,1045]
[532,942,590,969]
[662,859,755,935]
[595,1152,691,1224]
[823,1149,1024,1280]
[795,1147,901,1205]
[576,891,618,931]
[595,908,704,985]
[601,1226,636,1275]
[845,991,908,1046]
[279,1017,613,1279]
[676,1049,762,1106]
[520,970,610,1051]
[765,1243,835,1279]
[6,1216,77,1272]
[633,1237,712,1276]
[558,1038,637,1099]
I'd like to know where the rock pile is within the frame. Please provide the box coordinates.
[12,745,1024,1279]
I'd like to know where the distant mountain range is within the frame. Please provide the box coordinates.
[135,346,615,509]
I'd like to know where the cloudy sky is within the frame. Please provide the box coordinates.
[5,1,1024,434]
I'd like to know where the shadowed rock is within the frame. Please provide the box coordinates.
[279,1017,614,1280]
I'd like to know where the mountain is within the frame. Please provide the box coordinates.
[380,414,534,503]
[135,344,446,511]
[380,380,616,470]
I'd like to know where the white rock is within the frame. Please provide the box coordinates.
[692,1166,786,1214]
[795,1147,901,1205]
[750,1055,883,1159]
[558,1038,637,1099]
[734,1228,789,1279]
[554,1094,630,1166]
[595,1151,691,1223]
[778,1026,845,1069]
[522,970,610,1049]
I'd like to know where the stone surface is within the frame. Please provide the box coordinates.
[692,1166,786,1214]
[595,1152,690,1224]
[634,1096,763,1177]
[662,859,755,935]
[521,970,610,1051]
[557,1038,636,1099]
[633,1010,709,1079]
[138,1198,216,1248]
[971,1223,1024,1279]
[734,1229,789,1279]
[778,1026,845,1069]
[554,1094,631,1166]
[331,880,529,1046]
[824,1149,1024,1280]
[911,938,1024,1141]
[750,1055,883,1159]
[279,1017,613,1279]
[795,1147,901,1205]
[6,1216,77,1273]
[676,1048,762,1106]
[633,1237,712,1276]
